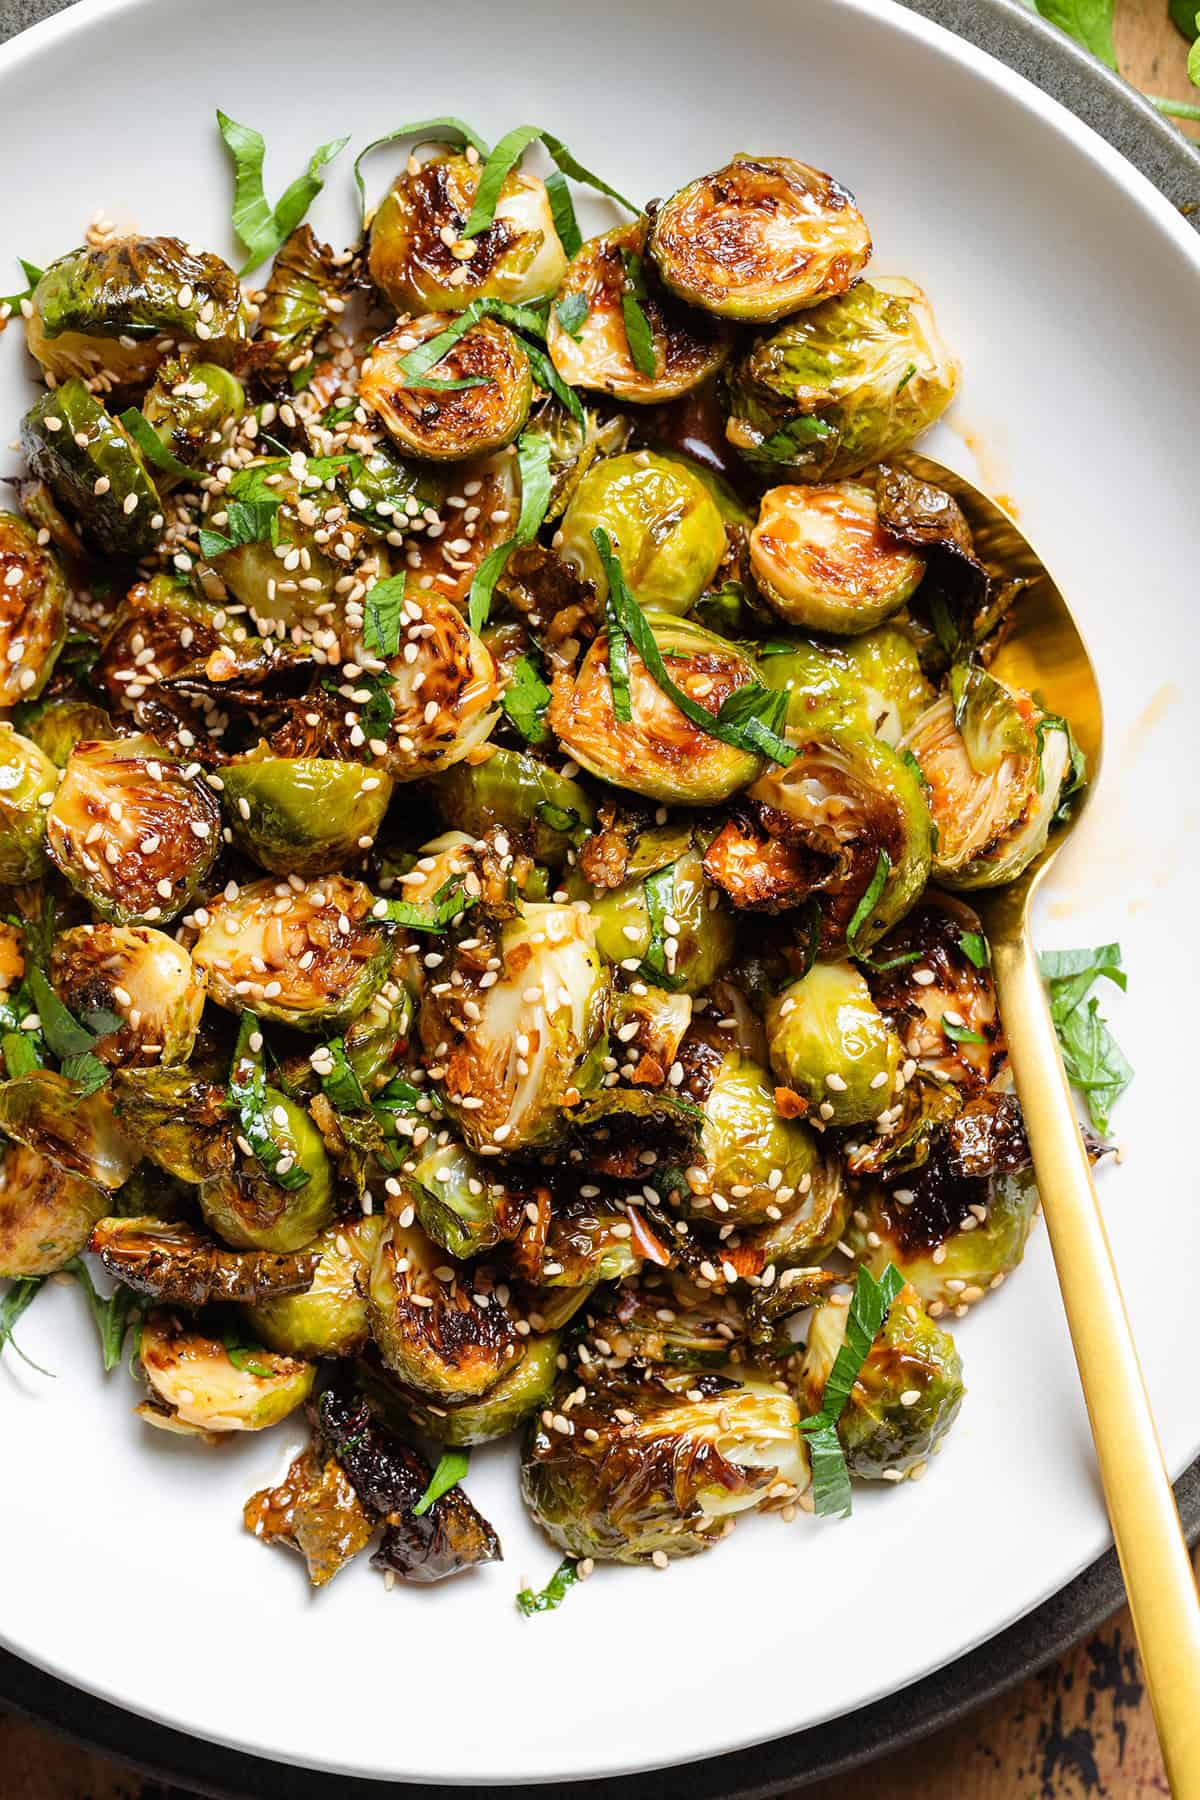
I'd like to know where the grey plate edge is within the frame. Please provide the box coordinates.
[0,0,1195,1791]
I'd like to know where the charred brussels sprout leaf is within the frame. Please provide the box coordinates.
[109,1064,233,1184]
[191,875,389,1030]
[400,1333,561,1446]
[137,1309,314,1435]
[220,756,394,875]
[0,1141,107,1277]
[402,1137,514,1260]
[725,279,958,482]
[89,1215,319,1307]
[23,699,114,770]
[47,735,220,924]
[766,961,903,1128]
[25,236,248,384]
[547,221,731,405]
[359,315,532,462]
[650,155,871,322]
[558,451,726,616]
[246,1217,384,1358]
[0,513,68,705]
[246,226,347,381]
[368,1218,521,1399]
[521,1363,809,1563]
[50,924,204,1068]
[0,1070,138,1190]
[0,729,57,881]
[245,1442,375,1588]
[22,381,161,557]
[750,482,925,634]
[431,748,593,867]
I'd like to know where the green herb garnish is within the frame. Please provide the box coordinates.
[502,652,553,746]
[352,115,491,218]
[65,1259,147,1373]
[0,258,43,311]
[229,1012,311,1192]
[468,428,553,633]
[958,930,991,969]
[373,876,477,933]
[462,124,636,240]
[554,292,589,340]
[1029,0,1117,70]
[516,1556,581,1616]
[117,407,193,478]
[942,1019,986,1045]
[845,851,891,956]
[1039,944,1133,1133]
[25,966,111,1096]
[619,249,657,378]
[362,573,407,659]
[799,1262,905,1518]
[318,1038,370,1113]
[0,1275,53,1376]
[216,110,349,273]
[413,1447,470,1517]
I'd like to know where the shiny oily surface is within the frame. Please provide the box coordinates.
[0,0,1198,1788]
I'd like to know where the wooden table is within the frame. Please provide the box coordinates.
[1,3,1196,1795]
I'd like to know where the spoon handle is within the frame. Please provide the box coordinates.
[992,929,1200,1795]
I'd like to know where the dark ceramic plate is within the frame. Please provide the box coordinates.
[0,0,1196,1791]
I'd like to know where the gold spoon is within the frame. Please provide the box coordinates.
[893,450,1200,1793]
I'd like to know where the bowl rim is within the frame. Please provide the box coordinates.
[0,0,1196,1788]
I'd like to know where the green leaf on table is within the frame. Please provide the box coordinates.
[1038,943,1133,1134]
[1029,0,1118,70]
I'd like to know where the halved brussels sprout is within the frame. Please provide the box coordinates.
[339,958,415,1094]
[50,923,205,1067]
[0,1140,107,1276]
[358,316,532,461]
[138,1310,313,1435]
[25,236,247,386]
[400,1332,561,1446]
[676,1042,824,1226]
[902,668,1071,889]
[109,1064,233,1184]
[220,756,394,876]
[866,893,1004,1093]
[766,961,903,1128]
[387,449,516,613]
[245,1442,375,1589]
[246,226,346,381]
[368,146,567,312]
[746,1150,849,1270]
[0,1071,138,1190]
[745,727,932,950]
[368,1217,521,1399]
[725,278,958,482]
[365,592,501,780]
[190,875,390,1031]
[750,482,925,634]
[46,735,220,925]
[204,462,355,632]
[0,512,68,704]
[89,1215,320,1306]
[0,728,57,881]
[589,1284,747,1370]
[24,699,114,769]
[609,983,693,1084]
[200,1090,334,1253]
[402,1137,516,1260]
[801,1282,964,1479]
[840,626,935,742]
[845,1093,1038,1310]
[521,1363,809,1563]
[431,747,593,868]
[648,155,871,323]
[758,628,933,749]
[419,902,608,1152]
[558,452,726,616]
[565,835,735,994]
[96,576,233,732]
[546,221,731,405]
[535,1198,649,1289]
[246,1216,385,1358]
[549,611,765,805]
[141,353,245,473]
[21,381,161,556]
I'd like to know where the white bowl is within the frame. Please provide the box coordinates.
[0,0,1197,1783]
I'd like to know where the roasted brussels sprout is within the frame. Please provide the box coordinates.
[609,982,693,1083]
[725,279,958,482]
[368,1217,521,1398]
[766,961,903,1128]
[676,1040,824,1226]
[801,1282,964,1478]
[649,155,871,323]
[203,462,353,630]
[565,834,735,994]
[0,512,68,704]
[220,756,394,876]
[0,1140,107,1277]
[757,629,932,745]
[431,748,593,868]
[50,923,205,1067]
[137,1310,313,1435]
[109,1064,233,1184]
[749,482,925,633]
[25,236,247,386]
[21,381,161,556]
[419,902,608,1151]
[246,1217,385,1358]
[245,1442,375,1588]
[358,316,532,461]
[866,893,1003,1093]
[200,1090,334,1253]
[549,612,765,804]
[400,1332,561,1445]
[546,222,731,404]
[24,699,114,769]
[246,226,347,381]
[367,592,501,780]
[89,1215,319,1306]
[558,451,726,616]
[95,576,232,735]
[190,875,389,1031]
[845,1093,1038,1310]
[746,1150,849,1269]
[840,626,935,742]
[46,735,219,925]
[337,961,415,1095]
[140,354,245,472]
[902,667,1071,889]
[0,728,57,881]
[401,1137,515,1260]
[589,1284,747,1370]
[368,146,567,312]
[521,1363,809,1563]
[0,1071,138,1190]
